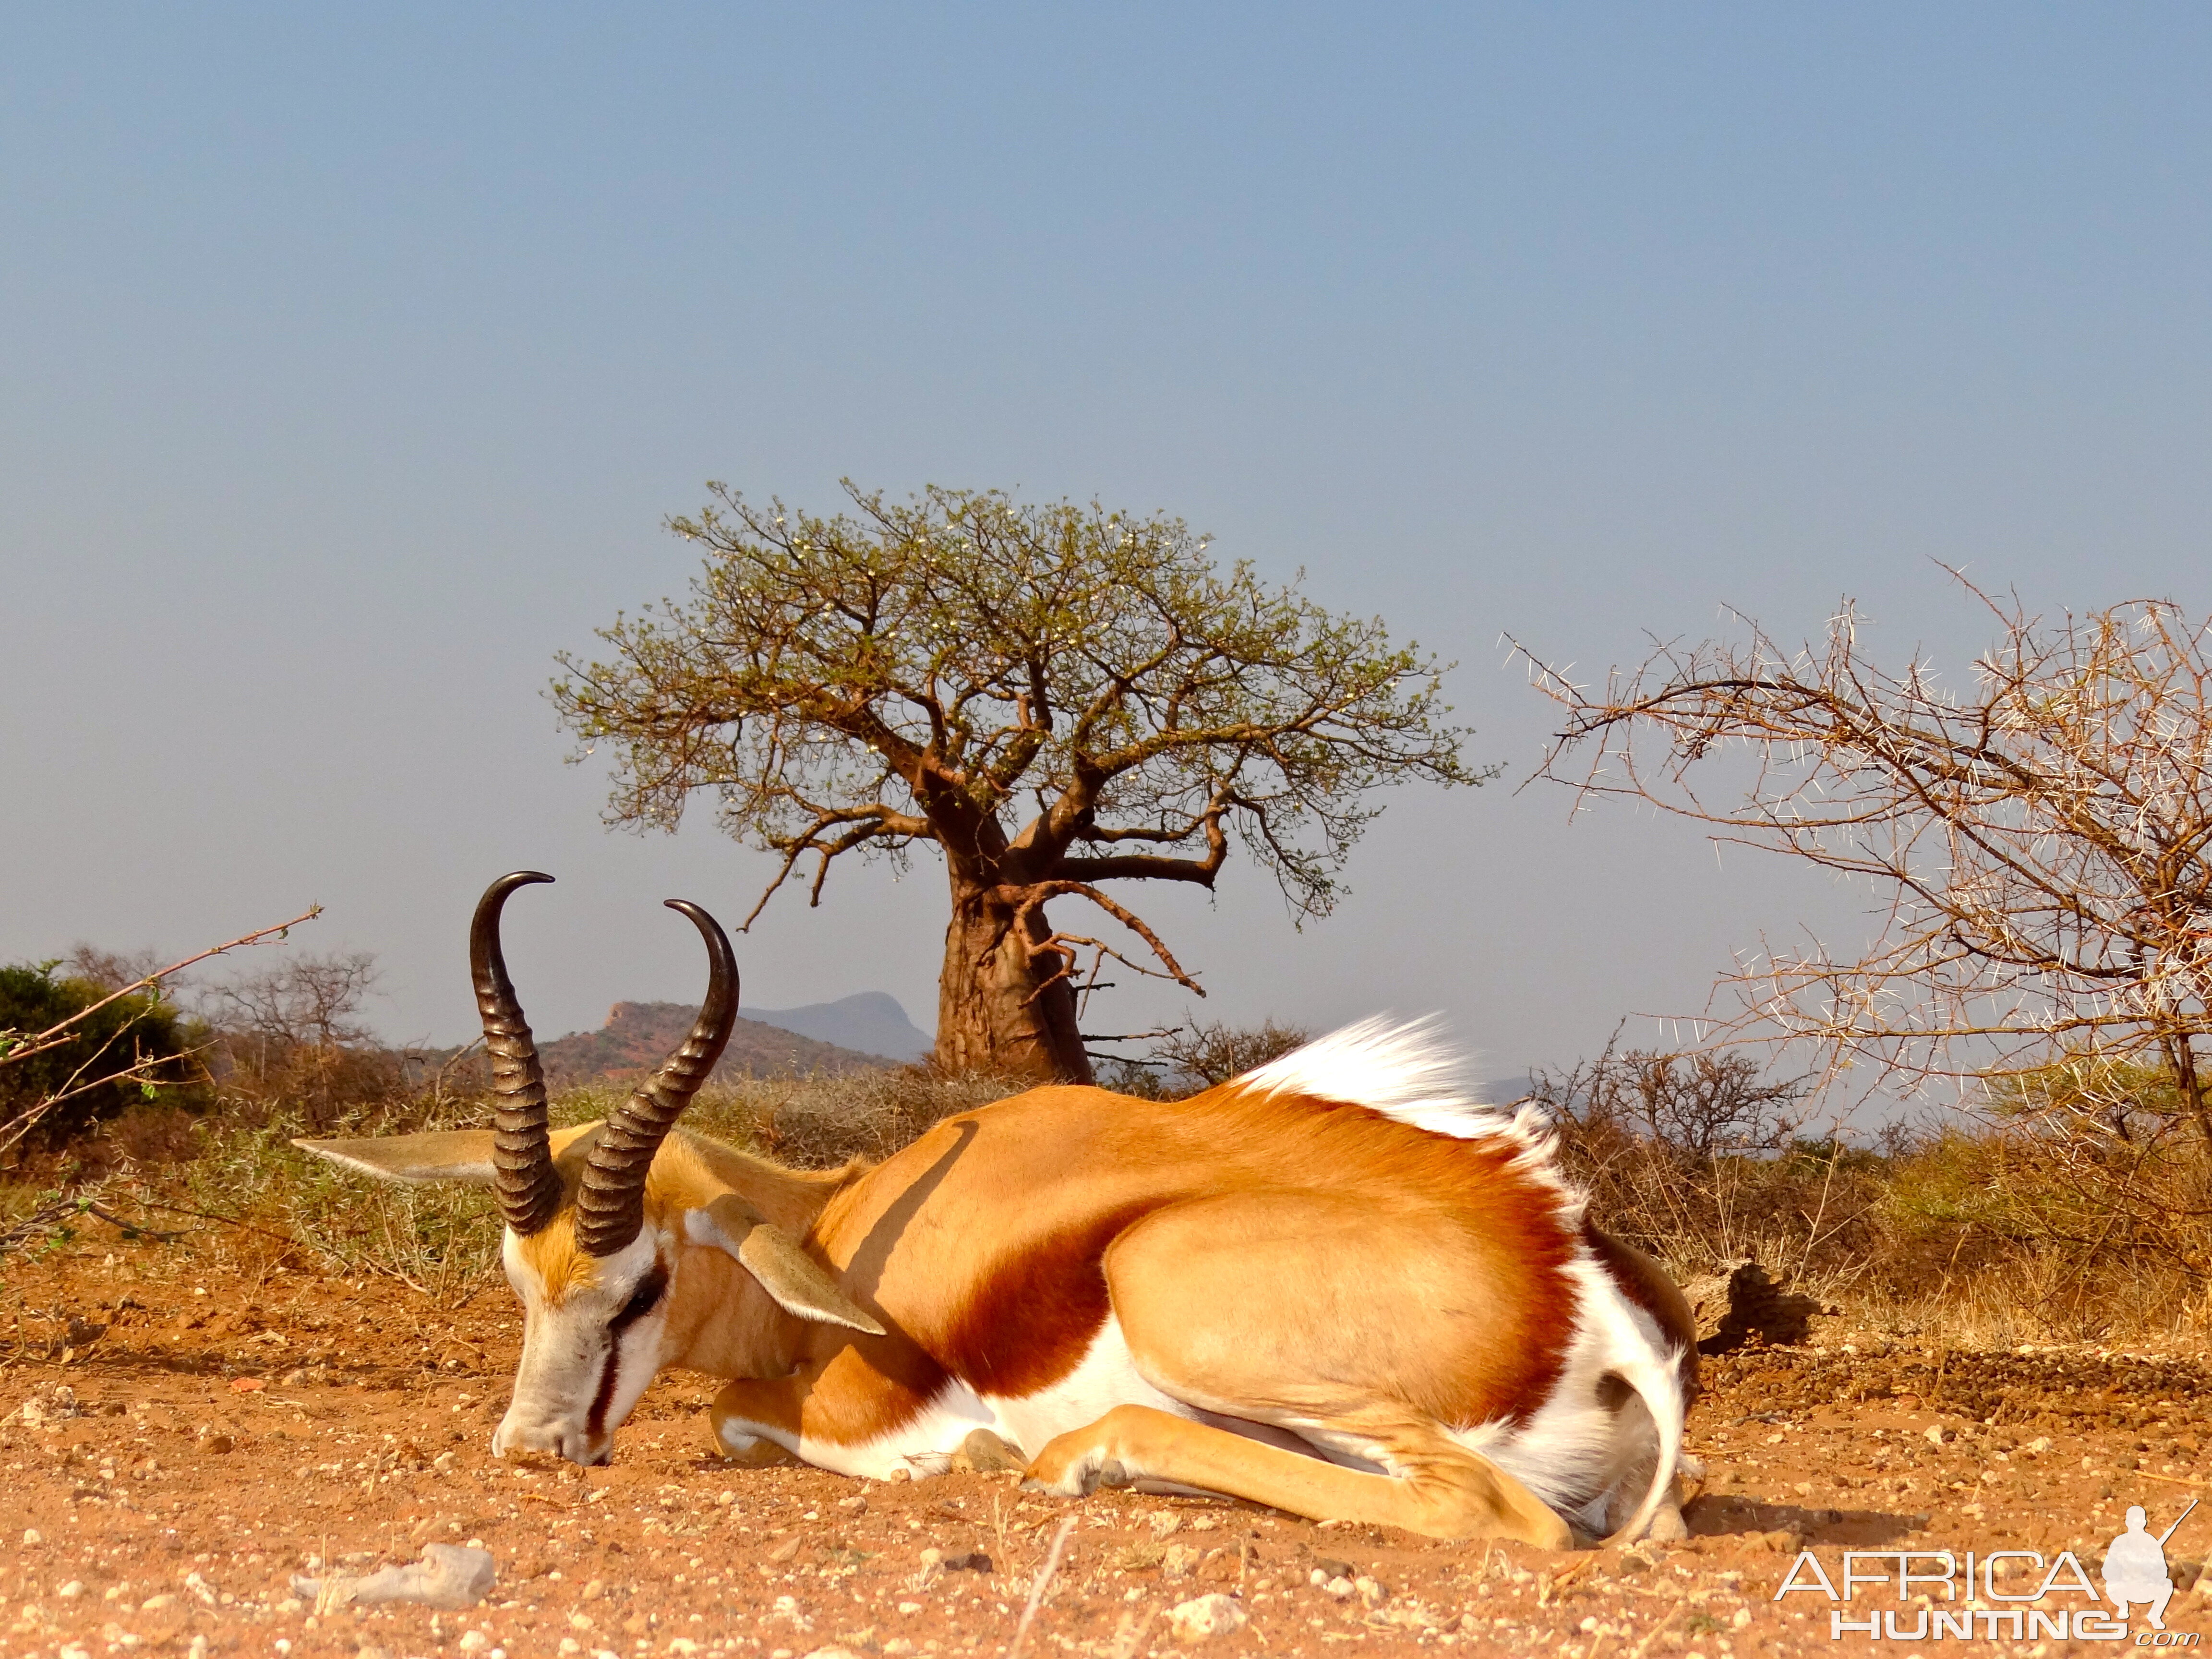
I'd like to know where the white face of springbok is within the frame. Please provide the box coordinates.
[293,873,882,1467]
[494,1220,671,1465]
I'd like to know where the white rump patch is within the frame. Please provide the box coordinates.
[1241,1014,1475,1124]
[1239,1014,1535,1140]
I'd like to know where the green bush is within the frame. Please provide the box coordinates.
[0,964,204,1154]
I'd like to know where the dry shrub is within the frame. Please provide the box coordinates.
[1545,1045,2212,1342]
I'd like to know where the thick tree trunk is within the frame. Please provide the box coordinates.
[932,878,1092,1083]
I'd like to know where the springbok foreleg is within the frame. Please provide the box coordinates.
[1023,1405,1571,1547]
[706,1374,807,1466]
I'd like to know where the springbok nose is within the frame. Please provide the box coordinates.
[493,1408,605,1467]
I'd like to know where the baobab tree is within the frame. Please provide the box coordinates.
[553,483,1482,1082]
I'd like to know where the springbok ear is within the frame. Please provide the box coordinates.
[685,1193,887,1336]
[294,1130,500,1186]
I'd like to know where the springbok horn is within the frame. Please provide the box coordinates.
[472,871,565,1238]
[574,899,738,1257]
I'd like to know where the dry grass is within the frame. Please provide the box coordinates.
[0,1067,1023,1309]
[1558,1115,2212,1346]
[3,1058,2207,1345]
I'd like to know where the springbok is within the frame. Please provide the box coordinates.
[297,874,1697,1547]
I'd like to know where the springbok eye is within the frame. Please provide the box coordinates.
[610,1265,668,1334]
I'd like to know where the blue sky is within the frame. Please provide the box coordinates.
[5,6,2209,1084]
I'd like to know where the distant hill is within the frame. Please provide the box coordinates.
[747,992,932,1062]
[537,1001,896,1089]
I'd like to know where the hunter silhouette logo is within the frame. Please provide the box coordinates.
[2104,1500,2196,1631]
[1774,1495,2201,1644]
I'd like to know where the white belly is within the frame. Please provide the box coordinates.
[720,1316,1206,1482]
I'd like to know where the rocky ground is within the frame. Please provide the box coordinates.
[3,1239,2210,1659]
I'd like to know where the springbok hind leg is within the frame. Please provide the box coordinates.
[1023,1404,1572,1548]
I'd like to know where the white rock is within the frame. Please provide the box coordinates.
[1167,1594,1249,1643]
[292,1544,496,1611]
[21,1528,41,1546]
[58,1580,84,1598]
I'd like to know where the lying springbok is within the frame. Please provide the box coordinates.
[298,873,1696,1547]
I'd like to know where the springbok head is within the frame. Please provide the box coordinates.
[295,872,882,1465]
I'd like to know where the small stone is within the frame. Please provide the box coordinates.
[559,1642,581,1656]
[358,1647,390,1659]
[1923,1426,1950,1446]
[581,1578,605,1602]
[886,1467,911,1482]
[955,1429,1024,1474]
[1166,1594,1248,1644]
[139,1593,176,1611]
[1353,1576,1384,1607]
[187,1639,210,1659]
[58,1579,84,1598]
[21,1528,41,1546]
[768,1537,803,1563]
[799,1649,866,1659]
[836,1494,868,1514]
[458,1632,491,1653]
[1322,1576,1354,1599]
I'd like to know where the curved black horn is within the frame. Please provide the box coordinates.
[471,871,564,1238]
[574,899,739,1257]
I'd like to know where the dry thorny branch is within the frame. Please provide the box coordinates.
[1514,572,2212,1146]
[0,908,322,1158]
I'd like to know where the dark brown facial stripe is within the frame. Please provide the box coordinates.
[587,1264,669,1441]
[585,1349,621,1443]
